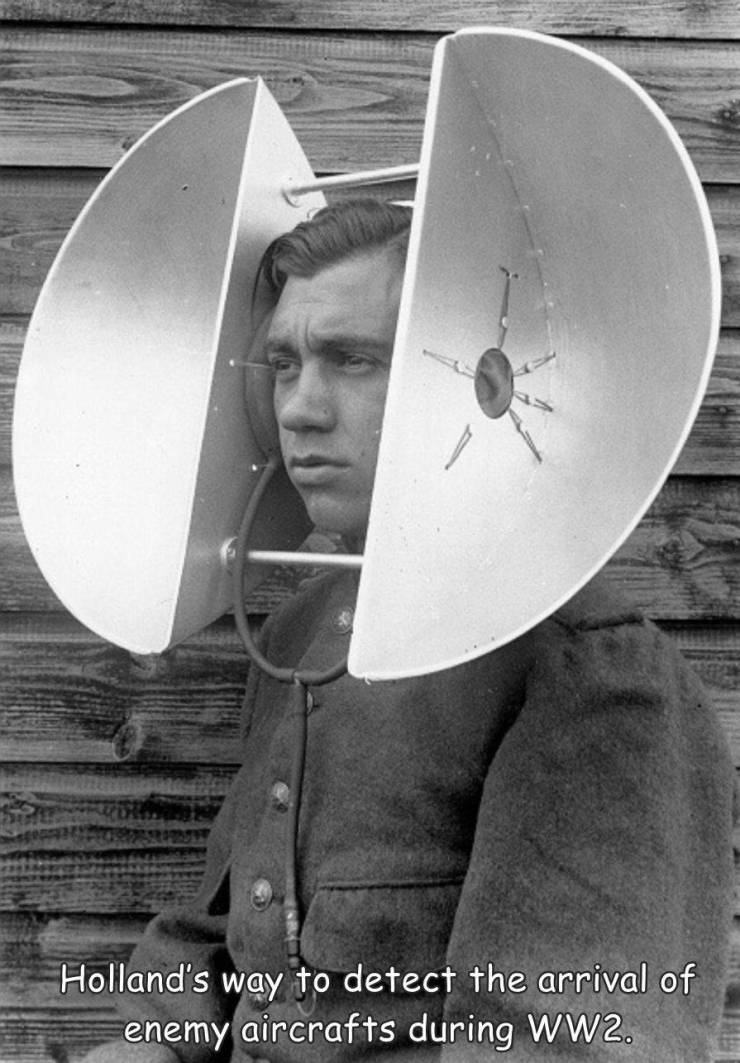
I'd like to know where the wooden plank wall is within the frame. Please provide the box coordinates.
[1,3,738,1061]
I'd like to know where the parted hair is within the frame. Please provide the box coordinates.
[259,198,412,295]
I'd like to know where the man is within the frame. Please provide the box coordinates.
[84,199,734,1062]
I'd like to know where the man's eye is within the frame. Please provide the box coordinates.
[268,356,299,378]
[338,353,378,372]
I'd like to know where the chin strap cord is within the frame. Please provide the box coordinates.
[232,458,348,1003]
[284,678,309,1001]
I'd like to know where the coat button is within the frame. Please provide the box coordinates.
[249,990,269,1009]
[270,781,290,812]
[331,606,354,634]
[250,878,273,911]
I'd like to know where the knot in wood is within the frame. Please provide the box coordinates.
[718,99,740,126]
[111,718,144,761]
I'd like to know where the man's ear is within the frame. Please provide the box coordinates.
[244,309,282,460]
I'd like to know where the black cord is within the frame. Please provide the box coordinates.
[284,679,309,998]
[232,456,347,686]
[232,459,348,999]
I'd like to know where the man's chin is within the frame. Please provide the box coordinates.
[300,494,369,547]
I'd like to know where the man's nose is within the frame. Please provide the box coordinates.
[275,362,335,433]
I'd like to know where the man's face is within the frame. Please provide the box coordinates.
[264,249,403,544]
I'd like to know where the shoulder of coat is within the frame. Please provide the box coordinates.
[552,573,644,632]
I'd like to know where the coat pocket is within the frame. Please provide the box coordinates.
[300,878,464,975]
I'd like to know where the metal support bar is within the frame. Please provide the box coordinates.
[247,549,363,569]
[283,164,420,203]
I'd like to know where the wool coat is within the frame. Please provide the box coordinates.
[119,572,734,1062]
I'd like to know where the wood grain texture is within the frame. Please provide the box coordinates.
[3,471,739,617]
[0,912,145,1009]
[0,763,236,912]
[1,613,738,765]
[0,1017,125,1063]
[1,762,739,915]
[0,614,252,764]
[676,332,740,477]
[609,478,740,620]
[1,30,739,181]
[1,0,739,37]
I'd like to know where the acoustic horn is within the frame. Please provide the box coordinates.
[350,29,720,678]
[13,79,321,653]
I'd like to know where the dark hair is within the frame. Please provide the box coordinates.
[259,198,412,296]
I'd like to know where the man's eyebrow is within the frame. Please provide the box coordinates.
[263,336,298,357]
[263,334,391,357]
[317,335,391,356]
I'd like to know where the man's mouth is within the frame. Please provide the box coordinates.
[288,455,349,483]
[290,454,348,467]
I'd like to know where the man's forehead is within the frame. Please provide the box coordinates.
[266,251,403,347]
[280,250,401,301]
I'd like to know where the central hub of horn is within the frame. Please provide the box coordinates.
[474,347,515,419]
